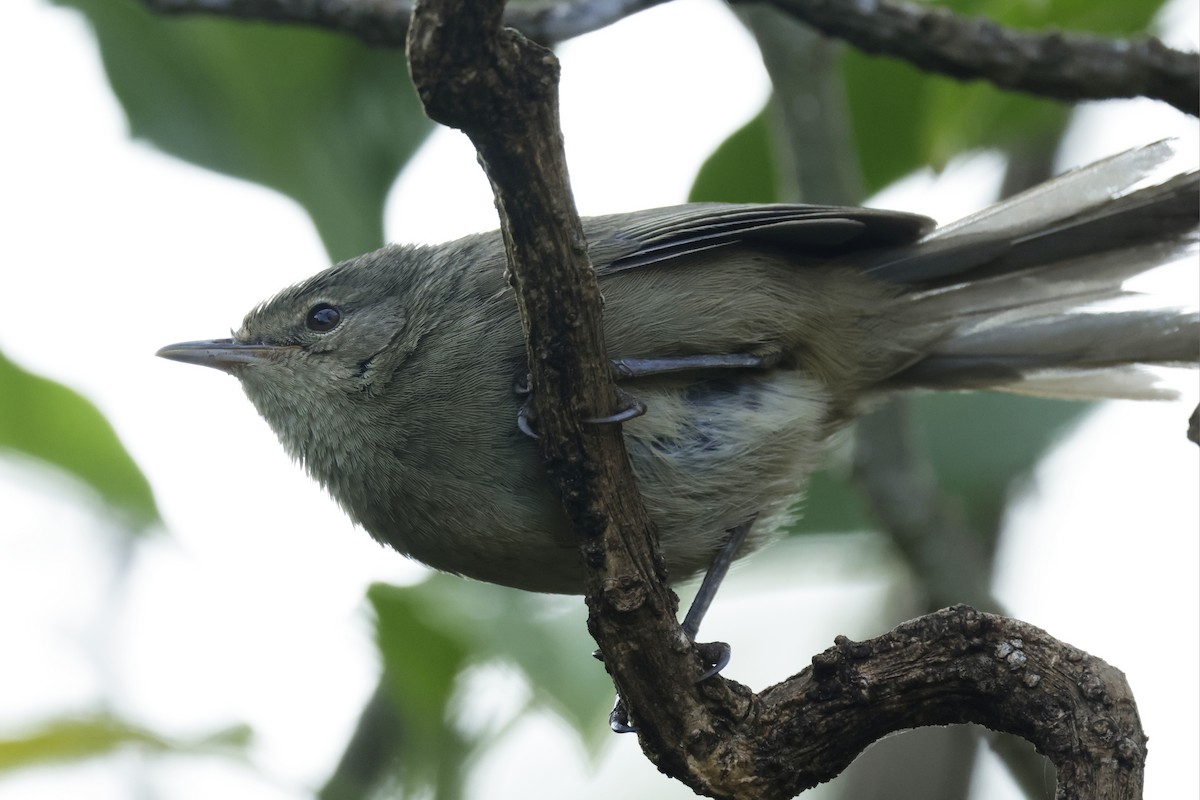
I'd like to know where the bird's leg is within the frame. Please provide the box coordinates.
[515,353,774,439]
[605,519,754,733]
[682,518,753,678]
[611,352,773,379]
[517,355,770,731]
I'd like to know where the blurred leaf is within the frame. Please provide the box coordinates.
[915,393,1090,535]
[788,395,1089,538]
[841,62,918,198]
[344,581,608,799]
[372,577,612,750]
[369,583,472,799]
[418,577,610,742]
[0,714,250,773]
[843,0,1171,195]
[688,107,779,204]
[0,349,160,530]
[53,0,434,261]
[320,685,408,800]
[787,467,874,535]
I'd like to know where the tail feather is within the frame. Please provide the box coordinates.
[989,366,1191,402]
[899,310,1198,391]
[883,141,1199,400]
[926,139,1181,241]
[904,239,1191,321]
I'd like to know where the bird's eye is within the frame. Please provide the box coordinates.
[305,303,342,332]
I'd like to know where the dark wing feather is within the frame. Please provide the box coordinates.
[583,203,934,275]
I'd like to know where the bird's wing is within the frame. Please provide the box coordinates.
[584,203,934,275]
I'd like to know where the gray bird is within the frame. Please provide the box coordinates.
[158,141,1198,605]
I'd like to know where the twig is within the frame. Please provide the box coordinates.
[142,0,669,46]
[143,0,1199,114]
[761,0,1200,116]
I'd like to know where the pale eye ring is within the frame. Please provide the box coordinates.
[305,303,342,332]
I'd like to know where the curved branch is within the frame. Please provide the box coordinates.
[404,4,1147,799]
[747,606,1144,799]
[762,0,1199,116]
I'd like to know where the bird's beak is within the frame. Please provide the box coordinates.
[156,339,293,374]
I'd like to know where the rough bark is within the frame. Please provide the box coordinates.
[402,2,1148,798]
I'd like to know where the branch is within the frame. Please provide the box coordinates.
[760,0,1200,117]
[142,0,669,46]
[752,606,1145,800]
[141,0,1200,116]
[404,4,1146,799]
[404,0,736,784]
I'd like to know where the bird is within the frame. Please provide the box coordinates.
[157,141,1198,615]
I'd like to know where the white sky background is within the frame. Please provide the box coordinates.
[0,0,1197,798]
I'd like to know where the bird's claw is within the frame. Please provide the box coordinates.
[609,697,636,734]
[599,639,728,735]
[695,640,731,681]
[516,387,646,440]
[516,396,539,439]
[585,387,647,425]
[594,636,728,736]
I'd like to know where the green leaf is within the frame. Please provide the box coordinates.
[688,107,779,204]
[357,579,614,797]
[915,393,1090,534]
[843,0,1171,195]
[0,349,160,530]
[53,0,434,261]
[787,395,1089,538]
[787,467,874,535]
[372,578,611,747]
[408,578,610,739]
[0,714,250,773]
[368,583,473,799]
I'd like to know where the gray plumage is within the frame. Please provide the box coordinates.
[159,142,1199,593]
